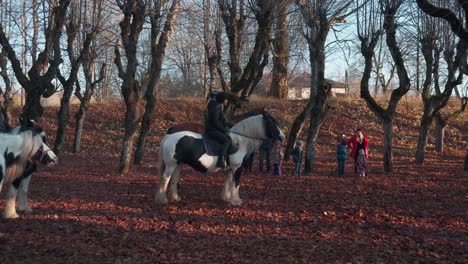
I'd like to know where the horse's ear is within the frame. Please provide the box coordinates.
[261,106,267,115]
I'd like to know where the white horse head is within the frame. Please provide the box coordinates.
[13,120,58,166]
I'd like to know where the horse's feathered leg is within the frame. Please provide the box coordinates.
[222,170,234,202]
[16,163,36,213]
[155,160,177,204]
[17,173,33,213]
[3,184,19,218]
[230,166,243,206]
[167,166,182,202]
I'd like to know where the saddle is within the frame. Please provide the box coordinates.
[202,133,239,156]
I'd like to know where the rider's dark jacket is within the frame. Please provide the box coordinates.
[0,105,10,132]
[205,100,229,134]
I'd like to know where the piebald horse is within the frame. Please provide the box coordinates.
[156,112,284,205]
[0,120,58,218]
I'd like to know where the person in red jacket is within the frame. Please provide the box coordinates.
[347,128,369,173]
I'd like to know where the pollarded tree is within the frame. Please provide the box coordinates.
[0,0,72,120]
[133,0,181,165]
[114,0,148,174]
[289,0,356,172]
[54,0,103,156]
[73,0,109,153]
[415,8,466,163]
[417,0,468,169]
[217,0,275,114]
[357,0,411,173]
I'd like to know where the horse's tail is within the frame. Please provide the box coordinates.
[158,135,167,176]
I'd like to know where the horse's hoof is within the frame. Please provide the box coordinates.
[168,195,182,203]
[230,198,243,206]
[3,212,19,219]
[155,194,168,205]
[221,193,231,202]
[18,207,33,214]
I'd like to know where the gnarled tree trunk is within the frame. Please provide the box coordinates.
[0,0,71,121]
[114,0,147,174]
[134,0,180,165]
[270,0,289,99]
[434,114,446,153]
[383,119,393,172]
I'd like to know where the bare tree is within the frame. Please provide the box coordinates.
[416,0,468,171]
[0,0,72,120]
[357,0,411,172]
[416,0,468,43]
[287,0,355,172]
[54,0,101,156]
[133,0,181,165]
[73,0,108,153]
[114,0,148,174]
[216,0,274,114]
[415,9,466,163]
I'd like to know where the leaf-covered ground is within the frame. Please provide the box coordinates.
[1,98,467,263]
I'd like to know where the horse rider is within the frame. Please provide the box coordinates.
[206,90,218,104]
[0,90,10,132]
[204,91,231,169]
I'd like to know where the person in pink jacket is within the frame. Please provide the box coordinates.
[347,128,369,174]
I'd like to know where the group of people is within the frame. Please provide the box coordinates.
[257,128,368,177]
[258,138,303,176]
[337,129,369,177]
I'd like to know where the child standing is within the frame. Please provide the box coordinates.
[272,140,284,176]
[336,138,347,176]
[291,140,303,176]
[356,149,368,177]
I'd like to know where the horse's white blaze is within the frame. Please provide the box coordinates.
[42,142,58,165]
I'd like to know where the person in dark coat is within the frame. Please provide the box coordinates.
[0,90,10,132]
[259,138,273,173]
[204,91,231,169]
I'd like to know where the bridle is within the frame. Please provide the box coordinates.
[37,146,53,163]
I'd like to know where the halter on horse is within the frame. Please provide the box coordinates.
[0,120,58,218]
[156,111,284,206]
